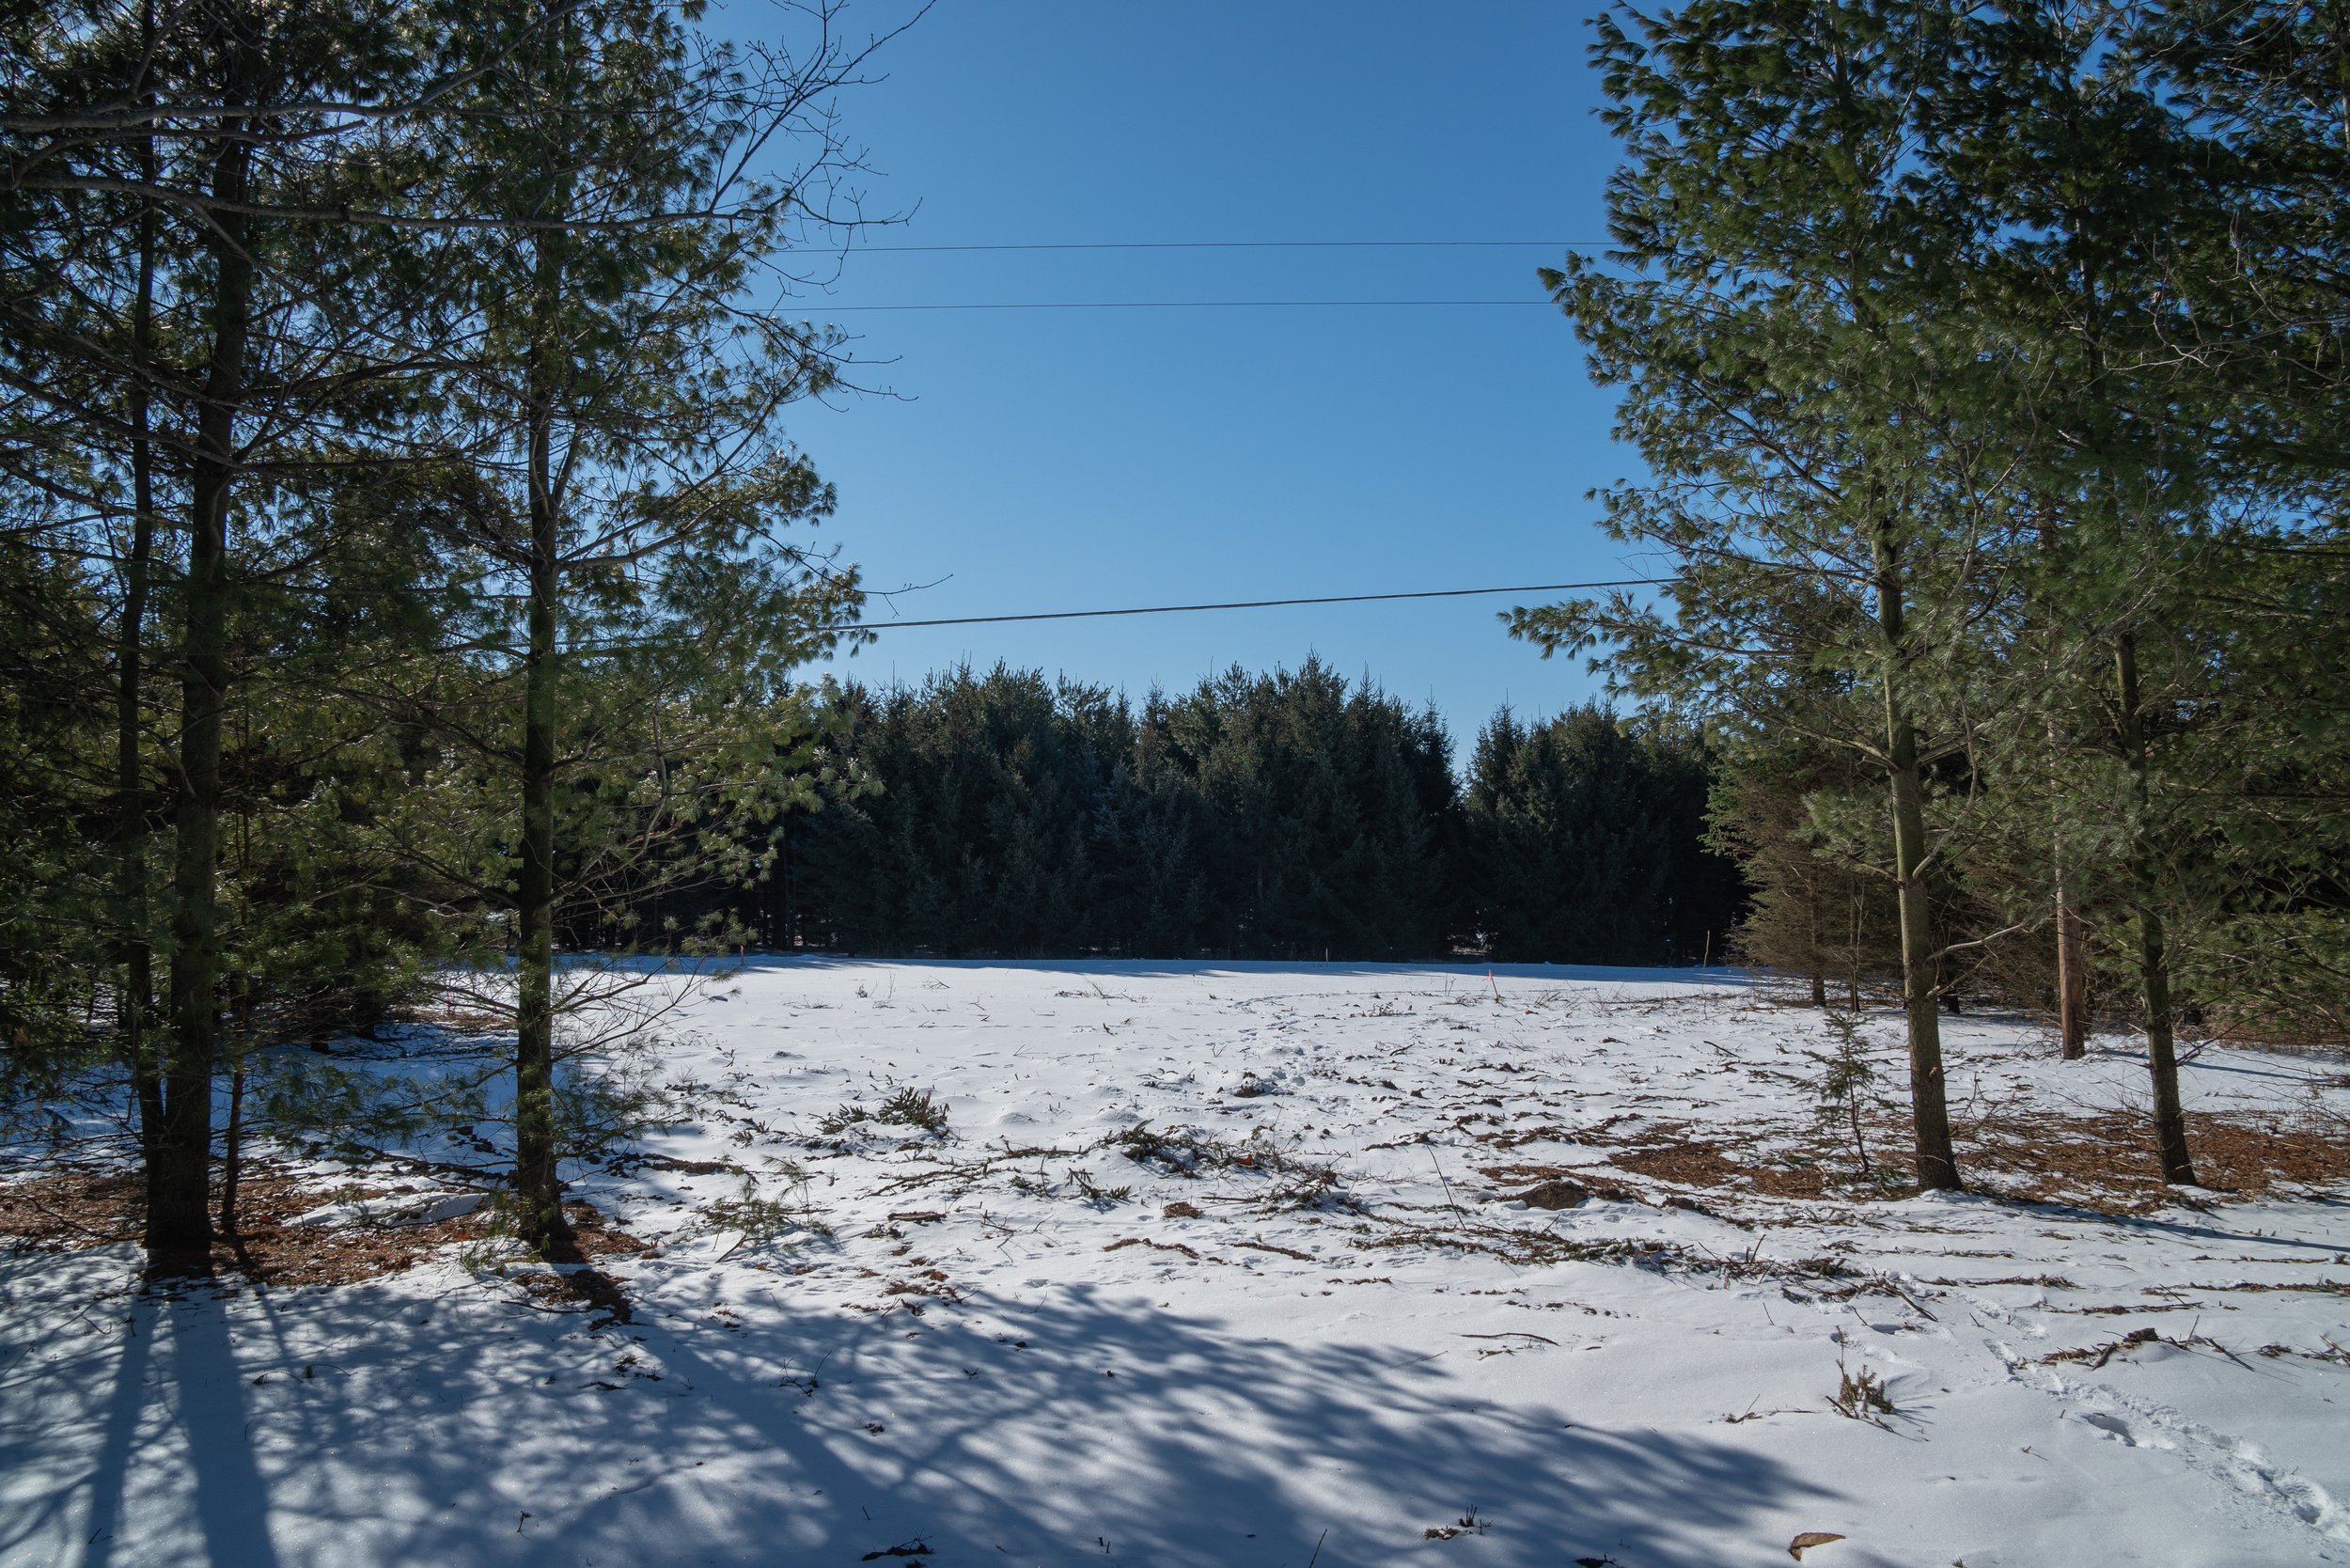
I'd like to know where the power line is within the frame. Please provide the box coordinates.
[854,579,1654,632]
[822,298,1554,312]
[849,239,1609,254]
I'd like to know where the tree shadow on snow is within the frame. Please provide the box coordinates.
[11,1262,1833,1567]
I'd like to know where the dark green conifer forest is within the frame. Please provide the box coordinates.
[725,661,1739,964]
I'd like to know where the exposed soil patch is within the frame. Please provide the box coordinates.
[1482,1106,2350,1217]
[0,1166,146,1250]
[0,1164,643,1287]
[1477,1162,1642,1203]
[1608,1140,1833,1200]
[1510,1178,1592,1210]
[1950,1107,2350,1211]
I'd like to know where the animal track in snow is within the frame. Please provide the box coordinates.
[2061,1385,2350,1543]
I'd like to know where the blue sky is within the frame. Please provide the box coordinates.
[735,1,1637,743]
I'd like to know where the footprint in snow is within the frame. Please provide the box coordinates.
[2079,1410,2169,1448]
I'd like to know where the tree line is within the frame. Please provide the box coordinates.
[709,660,1738,965]
[1512,0,2350,1193]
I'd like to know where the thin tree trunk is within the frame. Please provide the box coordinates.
[514,493,573,1257]
[513,214,577,1261]
[2114,633,2197,1185]
[2055,868,2089,1058]
[1875,529,1960,1191]
[120,39,163,1161]
[1845,889,1861,1012]
[150,86,256,1278]
[220,823,253,1242]
[1806,891,1827,1008]
[2039,522,2090,1059]
[219,1058,245,1237]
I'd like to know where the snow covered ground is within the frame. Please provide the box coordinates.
[6,960,2350,1567]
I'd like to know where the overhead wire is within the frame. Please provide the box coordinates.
[822,298,1555,311]
[847,239,1610,253]
[854,578,1656,632]
[810,236,1601,311]
[806,252,1625,631]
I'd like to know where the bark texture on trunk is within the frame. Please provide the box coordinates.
[513,499,574,1258]
[149,85,256,1278]
[2114,634,2197,1185]
[2049,707,2090,1058]
[121,86,163,1162]
[2039,524,2089,1060]
[1875,530,1961,1191]
[219,1061,246,1236]
[1806,901,1826,1009]
[512,212,577,1262]
[2055,876,2090,1059]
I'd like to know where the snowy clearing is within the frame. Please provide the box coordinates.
[6,960,2350,1567]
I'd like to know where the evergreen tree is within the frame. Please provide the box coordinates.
[393,0,870,1257]
[3,0,458,1273]
[2126,0,2350,1043]
[1512,0,2041,1188]
[791,668,1137,956]
[1706,734,1901,1009]
[1152,658,1453,961]
[1935,1,2350,1174]
[1462,706,1737,964]
[0,0,884,1270]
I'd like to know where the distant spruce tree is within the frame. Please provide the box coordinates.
[1463,707,1739,965]
[1151,659,1454,961]
[791,668,1142,956]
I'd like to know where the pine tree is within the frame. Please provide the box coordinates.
[394,0,871,1257]
[1512,0,2044,1188]
[2128,0,2350,1043]
[1705,733,1898,1007]
[3,0,457,1273]
[1153,659,1452,961]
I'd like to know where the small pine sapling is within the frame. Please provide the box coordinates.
[875,1087,949,1135]
[1804,1011,1880,1181]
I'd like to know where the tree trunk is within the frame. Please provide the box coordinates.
[514,494,573,1257]
[219,1059,246,1237]
[2114,633,2197,1185]
[1805,892,1827,1008]
[2047,702,2090,1058]
[120,68,163,1160]
[513,216,577,1261]
[1843,891,1863,1011]
[2055,871,2089,1058]
[1875,530,1961,1191]
[2039,524,2089,1059]
[149,90,256,1278]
